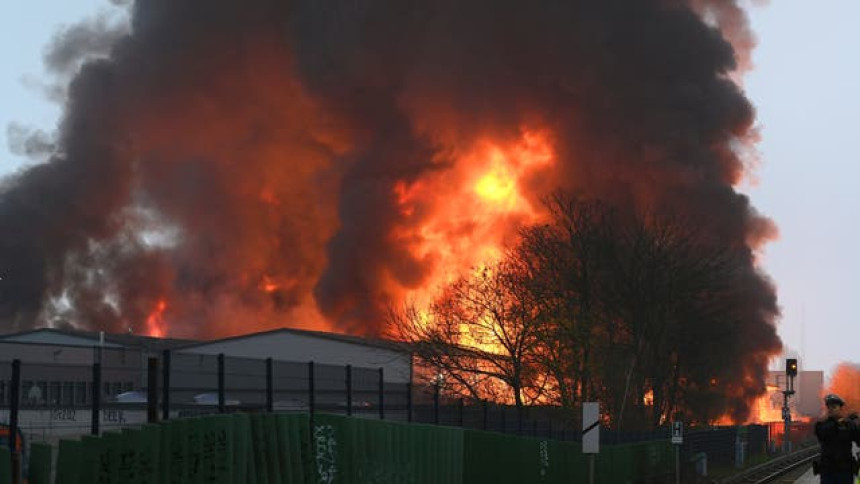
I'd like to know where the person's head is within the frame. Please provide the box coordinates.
[824,394,846,416]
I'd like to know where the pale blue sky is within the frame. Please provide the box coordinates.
[1,1,857,375]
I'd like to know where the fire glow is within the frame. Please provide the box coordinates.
[145,300,167,338]
[395,130,554,309]
[0,0,781,420]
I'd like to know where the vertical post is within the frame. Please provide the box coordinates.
[9,360,20,451]
[406,382,413,423]
[161,350,171,421]
[91,358,102,435]
[378,367,385,420]
[458,398,464,427]
[146,357,159,423]
[588,454,595,484]
[433,383,440,425]
[675,445,680,484]
[345,365,353,416]
[265,358,274,413]
[10,359,21,484]
[217,353,225,413]
[308,361,316,418]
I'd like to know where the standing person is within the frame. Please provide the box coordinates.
[814,394,859,484]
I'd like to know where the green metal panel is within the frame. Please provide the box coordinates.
[54,439,82,484]
[139,424,162,484]
[250,414,271,484]
[0,445,10,484]
[194,415,233,484]
[264,414,283,484]
[186,418,206,484]
[39,412,674,484]
[162,419,189,484]
[275,413,310,484]
[233,413,252,484]
[118,427,141,483]
[27,442,52,484]
[313,414,463,484]
[78,435,103,484]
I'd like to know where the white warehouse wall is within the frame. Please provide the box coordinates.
[179,330,412,383]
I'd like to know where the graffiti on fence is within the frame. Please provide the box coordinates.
[314,424,338,484]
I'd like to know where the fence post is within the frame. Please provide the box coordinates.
[406,383,413,423]
[345,365,353,416]
[147,357,159,423]
[161,350,171,421]
[91,357,101,435]
[433,383,440,425]
[482,400,488,431]
[378,367,385,420]
[217,353,225,413]
[308,361,316,418]
[265,358,274,413]
[9,359,21,484]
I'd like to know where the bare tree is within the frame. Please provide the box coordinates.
[388,257,544,407]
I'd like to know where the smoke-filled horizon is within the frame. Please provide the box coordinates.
[0,0,779,376]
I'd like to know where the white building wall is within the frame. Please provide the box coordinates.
[180,332,412,383]
[0,331,121,348]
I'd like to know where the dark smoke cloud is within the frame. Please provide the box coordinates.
[0,0,779,404]
[6,124,54,161]
[44,14,129,76]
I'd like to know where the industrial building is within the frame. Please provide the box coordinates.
[0,326,414,442]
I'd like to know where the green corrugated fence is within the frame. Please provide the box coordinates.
[29,412,674,483]
[27,442,52,484]
[0,445,10,484]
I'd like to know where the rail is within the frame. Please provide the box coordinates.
[717,444,819,484]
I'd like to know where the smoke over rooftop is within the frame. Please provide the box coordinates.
[0,0,779,388]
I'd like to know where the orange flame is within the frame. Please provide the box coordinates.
[145,299,168,338]
[395,128,555,308]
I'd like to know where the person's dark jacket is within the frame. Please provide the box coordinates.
[815,414,860,473]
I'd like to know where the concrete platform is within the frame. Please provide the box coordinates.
[794,467,817,483]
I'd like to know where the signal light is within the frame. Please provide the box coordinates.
[786,358,798,377]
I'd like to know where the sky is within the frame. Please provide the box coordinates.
[0,1,857,376]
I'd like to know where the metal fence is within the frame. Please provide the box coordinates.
[0,342,805,476]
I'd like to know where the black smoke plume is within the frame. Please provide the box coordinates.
[0,0,779,401]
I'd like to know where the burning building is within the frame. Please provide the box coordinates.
[0,1,780,418]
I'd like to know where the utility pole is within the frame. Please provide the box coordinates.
[782,358,797,453]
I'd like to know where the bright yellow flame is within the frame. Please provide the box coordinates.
[643,390,654,406]
[475,169,515,203]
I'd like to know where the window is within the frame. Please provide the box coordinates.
[62,382,74,406]
[123,382,133,393]
[75,382,87,405]
[21,380,32,405]
[111,382,122,397]
[49,382,61,405]
[23,380,45,406]
[35,382,47,406]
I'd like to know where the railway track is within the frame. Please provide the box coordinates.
[717,445,819,484]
